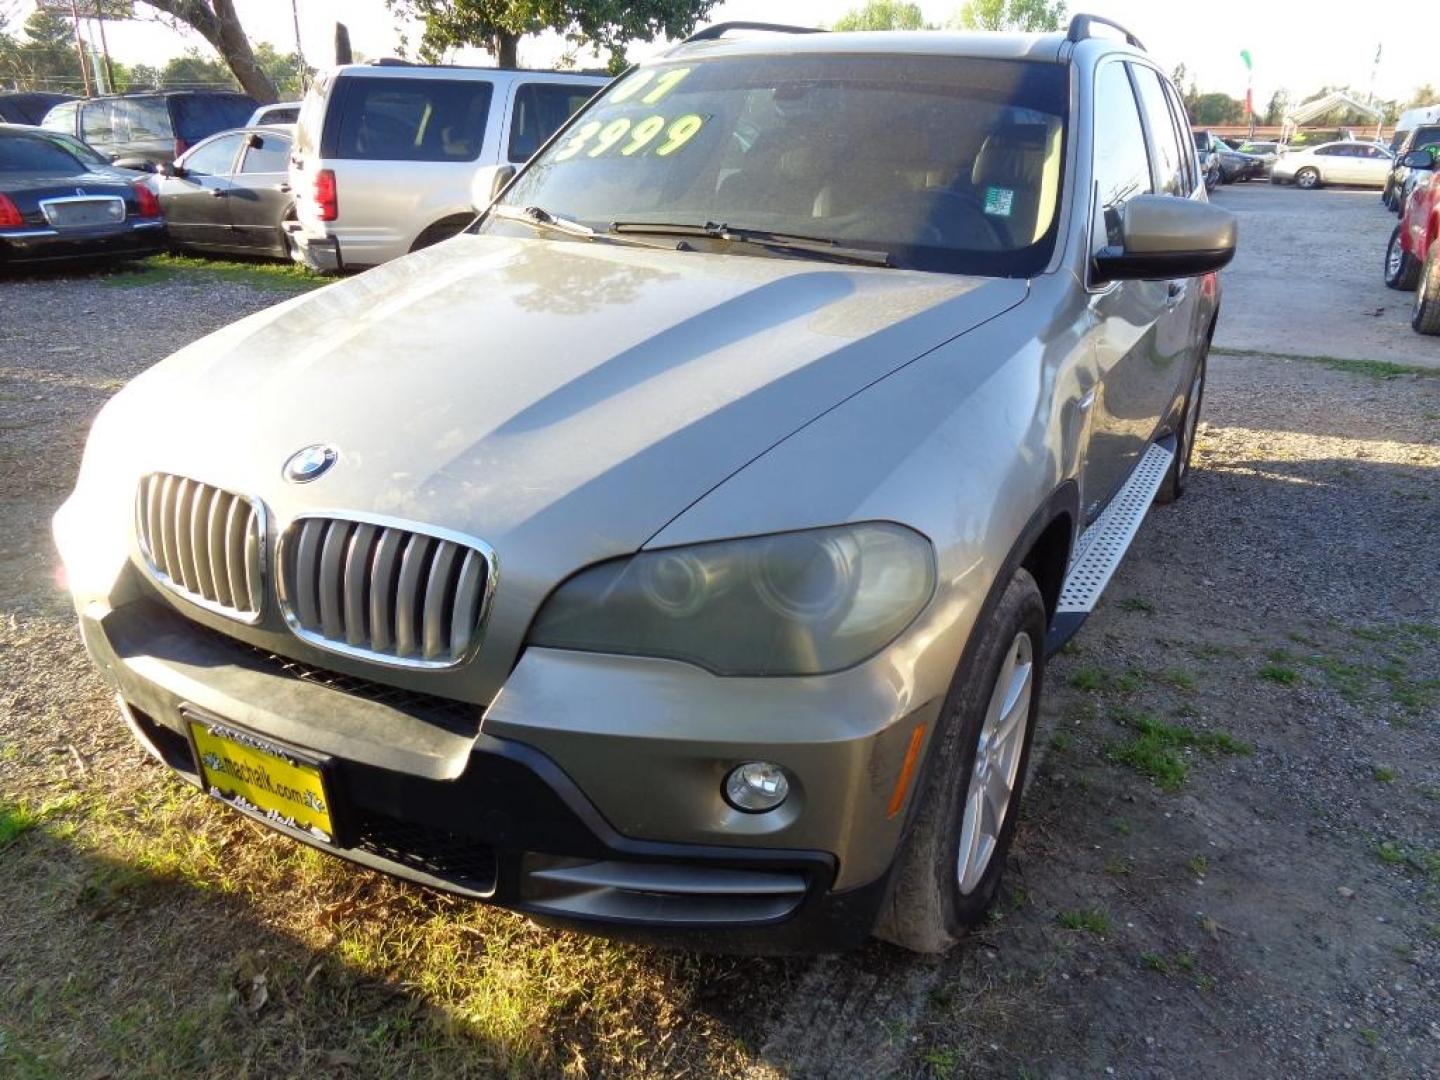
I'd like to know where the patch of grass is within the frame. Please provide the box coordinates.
[1157,668,1197,692]
[1068,666,1145,694]
[1059,908,1112,936]
[1112,817,1132,836]
[1139,951,1169,974]
[1372,766,1397,784]
[1378,841,1406,865]
[1267,647,1294,663]
[1174,951,1197,972]
[1311,657,1370,704]
[1287,631,1319,647]
[1358,1027,1381,1048]
[1187,855,1209,878]
[1420,786,1440,803]
[1049,730,1074,752]
[1259,663,1299,686]
[101,253,324,293]
[1106,712,1252,791]
[1211,347,1438,380]
[1104,856,1133,877]
[1376,843,1440,881]
[0,801,42,850]
[1115,597,1156,614]
[921,1047,960,1076]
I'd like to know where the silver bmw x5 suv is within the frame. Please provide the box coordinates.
[55,15,1235,953]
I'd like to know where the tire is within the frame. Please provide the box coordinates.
[1295,167,1321,190]
[409,217,472,253]
[1412,239,1440,334]
[874,568,1047,953]
[1385,225,1421,290]
[1156,352,1206,504]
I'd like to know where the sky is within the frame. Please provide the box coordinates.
[5,0,1435,109]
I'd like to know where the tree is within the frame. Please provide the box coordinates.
[160,48,235,88]
[388,0,719,71]
[1191,92,1243,125]
[134,0,277,102]
[833,1,930,30]
[1263,89,1289,126]
[1403,83,1438,110]
[953,0,1066,32]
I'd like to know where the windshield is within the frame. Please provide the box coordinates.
[0,132,85,173]
[487,54,1069,276]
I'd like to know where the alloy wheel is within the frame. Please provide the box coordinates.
[956,630,1034,894]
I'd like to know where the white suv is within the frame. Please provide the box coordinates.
[286,63,607,271]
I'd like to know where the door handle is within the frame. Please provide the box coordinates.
[275,183,291,193]
[1165,281,1187,309]
[209,188,227,198]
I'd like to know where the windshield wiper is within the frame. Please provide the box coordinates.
[609,220,892,267]
[489,204,682,250]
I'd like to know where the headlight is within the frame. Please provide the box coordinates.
[527,523,935,676]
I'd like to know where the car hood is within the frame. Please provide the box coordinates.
[113,232,1025,660]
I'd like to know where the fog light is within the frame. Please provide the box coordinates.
[724,761,790,813]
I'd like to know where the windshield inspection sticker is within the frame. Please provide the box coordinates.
[984,186,1015,217]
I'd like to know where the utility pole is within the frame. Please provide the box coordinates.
[95,2,117,95]
[67,0,93,97]
[291,0,309,92]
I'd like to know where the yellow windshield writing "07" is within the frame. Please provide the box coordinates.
[552,113,706,162]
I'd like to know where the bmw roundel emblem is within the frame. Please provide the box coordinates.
[283,444,338,483]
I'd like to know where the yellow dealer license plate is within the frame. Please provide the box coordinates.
[188,717,335,843]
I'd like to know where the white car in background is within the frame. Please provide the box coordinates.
[246,101,301,127]
[285,63,607,271]
[1272,140,1392,189]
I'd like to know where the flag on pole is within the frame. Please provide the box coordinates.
[1240,49,1254,120]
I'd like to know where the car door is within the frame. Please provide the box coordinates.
[157,131,244,251]
[1079,62,1196,522]
[228,130,294,255]
[1357,144,1392,185]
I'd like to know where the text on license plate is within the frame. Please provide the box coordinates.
[190,721,334,842]
[46,199,125,227]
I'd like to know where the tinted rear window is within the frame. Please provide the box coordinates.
[0,132,85,173]
[172,94,258,142]
[327,76,494,162]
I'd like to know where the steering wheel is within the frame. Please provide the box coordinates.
[852,188,1007,250]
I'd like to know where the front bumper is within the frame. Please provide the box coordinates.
[0,219,164,265]
[81,597,895,952]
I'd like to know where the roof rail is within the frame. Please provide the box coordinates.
[682,21,824,44]
[1066,13,1145,51]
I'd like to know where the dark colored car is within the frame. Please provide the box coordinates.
[40,91,257,168]
[0,126,165,267]
[1192,130,1261,183]
[151,126,295,258]
[0,92,76,125]
[1383,124,1440,212]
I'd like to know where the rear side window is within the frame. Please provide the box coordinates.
[1130,65,1186,196]
[328,77,494,162]
[113,97,172,142]
[240,133,292,173]
[1415,127,1440,149]
[81,102,117,146]
[507,82,596,162]
[1092,61,1153,247]
[172,95,256,143]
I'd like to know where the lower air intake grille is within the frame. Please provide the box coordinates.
[279,515,492,668]
[136,474,264,621]
[353,815,498,894]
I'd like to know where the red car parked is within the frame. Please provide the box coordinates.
[1383,146,1440,332]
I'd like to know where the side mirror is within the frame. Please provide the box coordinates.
[1401,149,1435,170]
[489,164,516,203]
[1093,195,1237,283]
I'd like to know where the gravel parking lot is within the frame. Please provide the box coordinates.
[2,190,1438,1078]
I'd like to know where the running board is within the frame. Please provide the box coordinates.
[1046,439,1174,655]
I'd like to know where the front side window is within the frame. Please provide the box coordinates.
[490,55,1069,277]
[184,133,243,176]
[329,77,494,162]
[1130,65,1185,196]
[240,133,291,174]
[1092,61,1153,248]
[508,82,597,162]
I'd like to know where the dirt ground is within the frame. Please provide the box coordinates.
[1212,183,1440,370]
[2,201,1439,1079]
